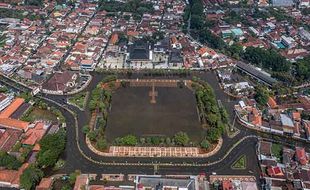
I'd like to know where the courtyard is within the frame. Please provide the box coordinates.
[105,85,204,143]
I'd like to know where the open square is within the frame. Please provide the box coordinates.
[105,86,204,142]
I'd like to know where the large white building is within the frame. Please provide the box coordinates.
[0,93,14,112]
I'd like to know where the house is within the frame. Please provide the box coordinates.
[280,114,295,135]
[36,177,54,190]
[267,166,285,177]
[0,163,29,188]
[22,122,48,146]
[0,128,22,151]
[304,120,310,141]
[222,180,233,190]
[299,0,310,7]
[258,141,273,159]
[42,71,78,94]
[109,33,119,45]
[267,97,278,109]
[248,108,262,126]
[170,36,182,49]
[295,147,309,165]
[198,47,218,59]
[74,174,89,190]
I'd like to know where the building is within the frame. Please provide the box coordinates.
[231,28,244,38]
[280,114,295,135]
[0,93,14,112]
[295,147,309,165]
[128,40,152,68]
[236,62,277,87]
[299,28,310,42]
[0,163,29,188]
[0,98,30,132]
[73,174,93,190]
[271,0,294,6]
[42,71,78,94]
[135,175,198,190]
[36,177,54,190]
[281,35,296,48]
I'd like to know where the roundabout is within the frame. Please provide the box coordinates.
[0,71,268,177]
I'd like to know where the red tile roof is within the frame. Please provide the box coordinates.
[109,33,119,45]
[22,122,47,145]
[0,163,29,187]
[267,166,284,177]
[267,97,277,109]
[0,98,24,119]
[36,177,53,190]
[0,118,29,131]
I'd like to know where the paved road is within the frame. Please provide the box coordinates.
[38,71,262,177]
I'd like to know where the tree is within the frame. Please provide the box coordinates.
[174,132,190,146]
[82,125,90,134]
[115,135,138,146]
[219,107,229,124]
[37,130,66,168]
[0,151,22,170]
[61,184,72,190]
[200,139,210,149]
[96,138,108,150]
[254,86,270,106]
[20,166,44,190]
[69,170,81,185]
[295,55,310,82]
[87,131,97,141]
[151,136,161,145]
[206,128,220,142]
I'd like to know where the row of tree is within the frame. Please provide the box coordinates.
[87,76,118,151]
[193,78,228,143]
[114,132,191,147]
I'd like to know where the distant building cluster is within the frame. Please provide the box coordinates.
[235,96,310,140]
[205,5,309,62]
[28,174,260,190]
[258,140,310,189]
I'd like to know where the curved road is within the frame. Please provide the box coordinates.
[2,71,308,177]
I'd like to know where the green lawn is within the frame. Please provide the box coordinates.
[271,143,282,161]
[23,107,58,122]
[231,155,246,169]
[68,92,88,109]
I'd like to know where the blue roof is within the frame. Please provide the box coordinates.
[231,28,243,36]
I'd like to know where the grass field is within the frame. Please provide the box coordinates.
[68,92,88,109]
[232,155,247,169]
[27,107,58,122]
[271,143,283,161]
[105,86,204,143]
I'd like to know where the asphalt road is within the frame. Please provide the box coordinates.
[40,71,261,178]
[3,70,305,180]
